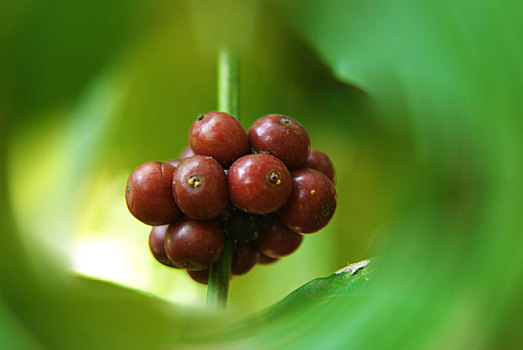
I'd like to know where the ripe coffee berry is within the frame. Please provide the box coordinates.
[166,158,181,168]
[172,155,228,220]
[187,268,210,285]
[279,169,337,234]
[256,216,303,258]
[306,149,336,184]
[231,242,259,276]
[189,111,249,168]
[167,146,195,168]
[148,225,175,267]
[125,161,181,226]
[258,252,278,265]
[228,154,292,214]
[179,145,196,159]
[164,217,225,270]
[126,110,338,283]
[248,114,310,170]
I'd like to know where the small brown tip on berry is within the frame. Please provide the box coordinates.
[267,171,282,186]
[197,114,205,121]
[188,174,203,188]
[279,117,291,125]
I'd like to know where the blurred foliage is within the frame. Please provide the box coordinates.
[0,0,522,349]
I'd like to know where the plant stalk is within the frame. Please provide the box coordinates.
[206,48,239,310]
[217,48,239,117]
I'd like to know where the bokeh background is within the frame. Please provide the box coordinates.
[1,0,522,349]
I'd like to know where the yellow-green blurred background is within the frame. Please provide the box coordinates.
[1,0,522,349]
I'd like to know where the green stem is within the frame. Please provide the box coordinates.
[217,48,239,117]
[206,239,233,309]
[206,48,239,310]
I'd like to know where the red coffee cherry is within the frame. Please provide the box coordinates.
[231,242,259,276]
[164,217,225,271]
[189,111,249,168]
[306,149,336,184]
[228,154,292,214]
[256,216,303,258]
[148,225,175,267]
[248,114,310,170]
[279,169,337,234]
[166,158,181,168]
[258,252,278,265]
[172,155,228,220]
[187,269,210,285]
[125,161,181,226]
[179,145,196,159]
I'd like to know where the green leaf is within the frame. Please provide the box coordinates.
[2,0,522,349]
[0,0,181,117]
[268,0,523,348]
[184,261,373,349]
[249,260,372,321]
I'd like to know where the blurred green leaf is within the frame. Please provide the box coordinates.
[1,0,522,349]
[244,261,372,323]
[0,65,205,350]
[175,0,523,348]
[0,0,180,117]
[188,263,373,347]
[268,0,523,348]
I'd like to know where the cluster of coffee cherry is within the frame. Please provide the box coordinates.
[125,112,337,284]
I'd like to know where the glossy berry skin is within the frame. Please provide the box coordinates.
[248,114,310,170]
[228,154,292,214]
[231,242,259,276]
[172,155,228,220]
[258,252,278,265]
[179,145,196,159]
[279,169,337,234]
[306,149,336,184]
[125,161,181,226]
[187,269,209,285]
[166,158,181,168]
[256,216,303,258]
[164,217,225,271]
[149,225,175,267]
[189,111,249,168]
